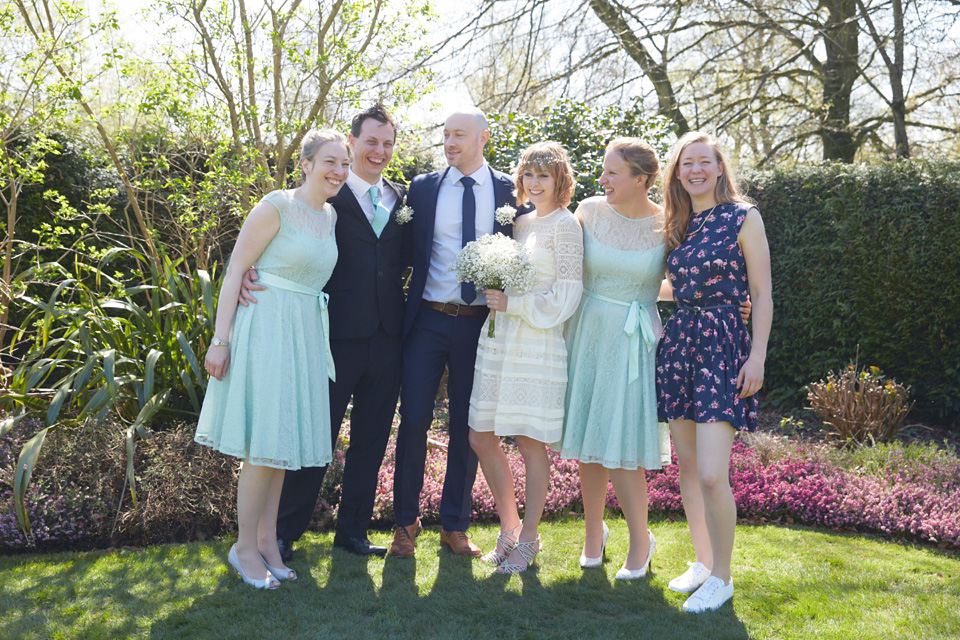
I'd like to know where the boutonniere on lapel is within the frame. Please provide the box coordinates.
[494,204,517,226]
[394,204,413,225]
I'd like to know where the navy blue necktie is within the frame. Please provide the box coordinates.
[460,176,477,303]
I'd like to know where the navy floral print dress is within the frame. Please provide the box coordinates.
[656,202,758,431]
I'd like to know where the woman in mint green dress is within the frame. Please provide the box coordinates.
[560,138,671,580]
[195,130,348,590]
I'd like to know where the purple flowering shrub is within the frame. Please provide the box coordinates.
[362,428,960,548]
[1,431,107,551]
[4,414,956,552]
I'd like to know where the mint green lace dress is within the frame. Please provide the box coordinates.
[194,190,338,470]
[559,197,671,470]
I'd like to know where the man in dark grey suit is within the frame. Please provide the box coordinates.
[243,103,408,557]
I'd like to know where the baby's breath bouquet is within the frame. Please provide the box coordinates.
[450,232,538,338]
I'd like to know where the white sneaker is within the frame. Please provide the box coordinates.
[668,561,711,593]
[681,576,734,613]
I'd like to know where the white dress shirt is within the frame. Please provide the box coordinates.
[346,167,397,225]
[424,163,496,305]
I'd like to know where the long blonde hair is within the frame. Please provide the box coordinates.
[662,131,752,251]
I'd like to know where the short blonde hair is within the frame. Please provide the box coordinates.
[513,141,576,208]
[300,128,350,172]
[606,137,659,189]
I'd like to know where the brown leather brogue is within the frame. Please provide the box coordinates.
[440,529,482,557]
[388,519,421,557]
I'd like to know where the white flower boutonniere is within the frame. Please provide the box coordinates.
[395,205,413,225]
[494,204,518,227]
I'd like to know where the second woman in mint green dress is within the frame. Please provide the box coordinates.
[560,138,671,580]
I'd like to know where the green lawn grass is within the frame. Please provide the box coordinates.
[2,518,957,639]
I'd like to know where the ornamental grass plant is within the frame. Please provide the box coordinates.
[807,363,914,443]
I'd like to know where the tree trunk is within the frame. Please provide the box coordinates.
[820,0,859,162]
[891,0,908,157]
[856,0,910,157]
[588,0,689,135]
[0,188,17,350]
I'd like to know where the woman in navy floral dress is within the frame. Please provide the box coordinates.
[656,132,772,613]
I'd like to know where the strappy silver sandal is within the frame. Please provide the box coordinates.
[482,521,522,567]
[497,535,540,574]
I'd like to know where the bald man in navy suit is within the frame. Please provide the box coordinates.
[389,109,520,557]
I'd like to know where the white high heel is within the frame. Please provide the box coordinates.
[497,535,541,574]
[228,544,279,589]
[579,521,610,569]
[615,529,656,580]
[260,553,297,581]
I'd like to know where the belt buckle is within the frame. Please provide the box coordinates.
[442,302,461,317]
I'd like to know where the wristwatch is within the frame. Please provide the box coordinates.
[211,336,230,348]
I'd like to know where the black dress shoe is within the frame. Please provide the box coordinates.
[277,537,293,562]
[333,534,387,557]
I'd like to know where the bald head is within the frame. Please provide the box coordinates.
[443,107,490,174]
[445,108,489,134]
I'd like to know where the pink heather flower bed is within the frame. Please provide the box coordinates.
[364,432,960,549]
[4,426,958,550]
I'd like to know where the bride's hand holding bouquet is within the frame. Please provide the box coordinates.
[450,232,538,338]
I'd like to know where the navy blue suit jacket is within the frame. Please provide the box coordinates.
[401,165,519,338]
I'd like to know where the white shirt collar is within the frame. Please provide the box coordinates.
[346,166,384,197]
[444,162,489,186]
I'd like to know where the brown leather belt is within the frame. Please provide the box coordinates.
[420,299,486,316]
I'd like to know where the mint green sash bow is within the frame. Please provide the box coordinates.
[582,289,656,383]
[256,271,335,382]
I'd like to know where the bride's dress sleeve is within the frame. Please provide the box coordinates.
[506,214,584,329]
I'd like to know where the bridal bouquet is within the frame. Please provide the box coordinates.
[450,232,538,338]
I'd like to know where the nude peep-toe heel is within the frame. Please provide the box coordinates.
[260,554,297,581]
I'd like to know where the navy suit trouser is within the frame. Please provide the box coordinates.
[276,326,401,541]
[393,306,487,532]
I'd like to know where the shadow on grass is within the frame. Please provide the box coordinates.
[142,535,749,640]
[6,520,958,638]
[0,543,232,638]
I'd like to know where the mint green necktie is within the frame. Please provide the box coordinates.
[369,185,390,237]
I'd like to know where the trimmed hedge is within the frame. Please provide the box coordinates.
[741,160,960,423]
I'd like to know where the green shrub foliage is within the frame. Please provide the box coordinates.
[484,98,675,207]
[1,244,215,534]
[741,160,960,422]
